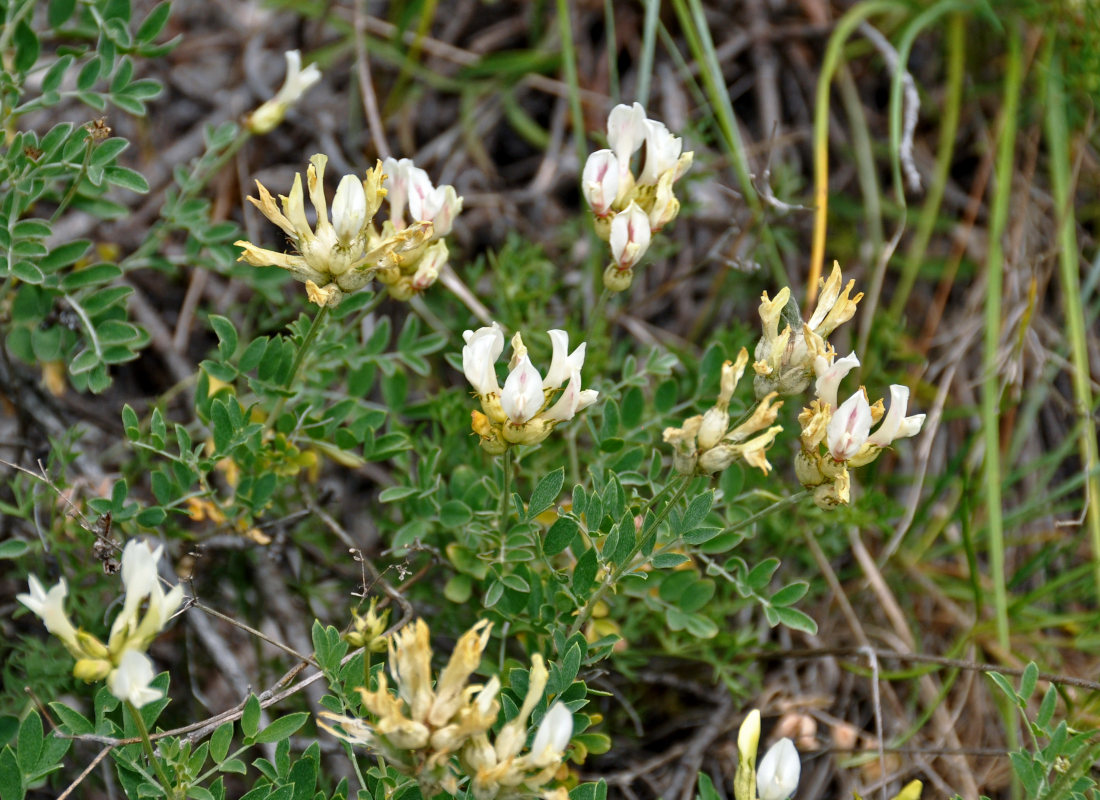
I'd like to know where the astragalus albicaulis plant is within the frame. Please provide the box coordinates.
[1,7,949,800]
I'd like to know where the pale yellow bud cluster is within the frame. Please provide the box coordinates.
[663,348,783,476]
[318,619,573,800]
[582,103,693,293]
[344,597,391,653]
[235,154,444,307]
[752,262,863,399]
[17,540,184,708]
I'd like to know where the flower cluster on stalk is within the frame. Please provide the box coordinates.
[318,619,573,800]
[235,153,461,307]
[462,323,598,452]
[581,102,693,292]
[752,261,863,399]
[663,348,784,476]
[795,350,925,508]
[18,540,183,708]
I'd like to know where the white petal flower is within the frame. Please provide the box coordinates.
[411,184,463,238]
[247,50,322,134]
[462,323,505,397]
[581,149,620,217]
[827,391,873,462]
[542,369,598,423]
[332,174,367,245]
[637,119,683,185]
[108,650,163,708]
[757,738,800,800]
[109,540,184,654]
[607,102,649,171]
[543,330,586,390]
[273,50,321,109]
[17,575,80,650]
[530,702,573,765]
[382,157,416,227]
[813,351,861,409]
[609,202,651,271]
[500,355,546,425]
[868,385,925,447]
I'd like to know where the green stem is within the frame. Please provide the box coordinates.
[635,0,661,107]
[983,25,1022,652]
[1043,42,1100,600]
[51,136,95,223]
[267,304,331,429]
[555,0,588,182]
[498,447,514,548]
[722,489,810,539]
[584,286,613,349]
[126,700,175,797]
[569,476,692,638]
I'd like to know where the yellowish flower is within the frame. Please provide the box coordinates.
[235,154,432,306]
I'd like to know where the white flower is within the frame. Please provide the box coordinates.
[868,385,925,447]
[757,738,800,800]
[247,50,322,135]
[462,326,597,448]
[581,150,620,217]
[607,102,648,179]
[382,157,428,228]
[813,351,861,409]
[637,119,683,185]
[827,391,872,462]
[462,323,506,399]
[332,174,368,245]
[107,540,184,655]
[108,649,163,708]
[529,702,573,766]
[609,202,651,271]
[410,184,463,239]
[17,575,80,654]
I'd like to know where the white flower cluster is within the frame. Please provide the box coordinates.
[463,323,598,451]
[18,540,183,708]
[796,349,925,508]
[581,102,693,292]
[318,619,573,800]
[236,154,461,307]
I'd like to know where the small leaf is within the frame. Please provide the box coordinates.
[527,467,564,520]
[240,696,260,739]
[0,541,29,560]
[253,713,308,744]
[544,516,579,556]
[209,315,238,360]
[104,166,149,193]
[572,547,598,595]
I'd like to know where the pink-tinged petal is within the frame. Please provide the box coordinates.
[813,351,860,409]
[501,355,546,424]
[461,323,505,396]
[404,168,435,222]
[827,391,872,461]
[382,156,415,226]
[609,203,651,270]
[582,150,620,216]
